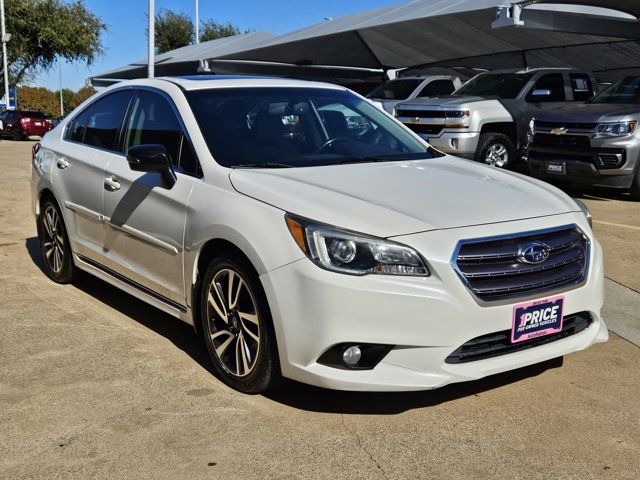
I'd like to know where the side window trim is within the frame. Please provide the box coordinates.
[129,86,203,179]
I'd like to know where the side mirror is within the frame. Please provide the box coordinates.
[126,144,177,189]
[531,89,551,97]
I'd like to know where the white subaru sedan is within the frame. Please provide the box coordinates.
[31,76,607,393]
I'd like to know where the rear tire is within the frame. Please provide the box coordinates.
[37,198,76,283]
[475,132,515,168]
[630,169,640,200]
[199,254,281,394]
[11,128,23,141]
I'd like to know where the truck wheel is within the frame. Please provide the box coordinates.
[475,133,515,168]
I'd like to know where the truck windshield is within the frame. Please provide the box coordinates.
[367,79,423,100]
[590,76,640,104]
[455,73,533,99]
[187,87,436,168]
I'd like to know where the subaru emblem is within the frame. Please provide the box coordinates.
[518,242,550,264]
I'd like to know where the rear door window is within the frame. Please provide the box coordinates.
[68,106,93,143]
[83,90,132,152]
[570,74,595,101]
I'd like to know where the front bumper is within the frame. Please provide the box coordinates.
[261,213,607,391]
[528,133,639,189]
[427,131,479,159]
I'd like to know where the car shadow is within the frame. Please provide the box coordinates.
[25,236,564,415]
[567,187,634,202]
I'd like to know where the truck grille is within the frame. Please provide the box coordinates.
[532,133,591,149]
[405,124,443,135]
[534,120,598,131]
[396,109,446,118]
[453,226,589,301]
[445,312,593,364]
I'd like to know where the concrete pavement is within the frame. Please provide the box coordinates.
[1,141,639,480]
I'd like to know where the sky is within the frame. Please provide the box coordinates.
[35,0,400,91]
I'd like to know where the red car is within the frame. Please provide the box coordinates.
[0,110,53,140]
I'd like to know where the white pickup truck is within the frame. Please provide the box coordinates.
[367,75,462,114]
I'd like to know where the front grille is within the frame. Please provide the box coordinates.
[534,120,598,131]
[445,312,593,364]
[453,226,589,301]
[396,109,446,118]
[404,123,443,135]
[532,133,591,149]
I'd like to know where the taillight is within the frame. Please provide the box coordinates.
[32,142,41,161]
[20,117,29,124]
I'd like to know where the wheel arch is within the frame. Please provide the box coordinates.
[480,122,517,142]
[190,235,267,336]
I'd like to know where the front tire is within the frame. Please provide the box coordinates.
[475,132,515,168]
[37,198,76,283]
[199,255,281,393]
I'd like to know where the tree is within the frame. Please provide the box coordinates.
[69,86,96,110]
[16,86,59,117]
[153,8,249,54]
[53,88,74,115]
[200,20,248,43]
[154,9,194,54]
[4,0,106,87]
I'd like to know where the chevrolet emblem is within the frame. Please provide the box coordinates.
[550,127,568,135]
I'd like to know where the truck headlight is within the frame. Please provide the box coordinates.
[444,109,470,129]
[593,121,636,138]
[574,199,592,228]
[285,215,430,276]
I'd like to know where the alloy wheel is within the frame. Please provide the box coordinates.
[485,143,509,168]
[42,205,65,273]
[205,268,261,377]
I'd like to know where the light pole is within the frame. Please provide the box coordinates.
[0,0,10,109]
[195,0,199,44]
[58,57,63,117]
[148,0,155,78]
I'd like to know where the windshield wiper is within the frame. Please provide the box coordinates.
[234,162,294,169]
[338,156,387,165]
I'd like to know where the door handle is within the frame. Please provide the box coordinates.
[104,176,121,191]
[56,158,70,170]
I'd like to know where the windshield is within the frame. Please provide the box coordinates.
[187,87,436,168]
[367,79,423,100]
[455,73,533,99]
[590,76,640,104]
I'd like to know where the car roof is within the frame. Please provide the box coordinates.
[154,75,347,92]
[479,68,589,75]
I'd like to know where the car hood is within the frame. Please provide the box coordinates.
[229,156,578,238]
[397,96,492,107]
[537,103,640,123]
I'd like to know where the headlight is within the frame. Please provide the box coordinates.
[444,109,470,129]
[574,198,592,228]
[285,215,430,276]
[593,121,636,138]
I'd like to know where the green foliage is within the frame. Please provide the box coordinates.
[53,88,74,114]
[5,0,106,87]
[200,20,249,43]
[69,86,96,110]
[154,9,194,54]
[154,8,249,54]
[17,86,59,117]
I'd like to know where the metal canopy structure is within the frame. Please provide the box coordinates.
[90,0,640,86]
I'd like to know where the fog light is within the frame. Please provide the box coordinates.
[451,138,459,150]
[342,345,362,366]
